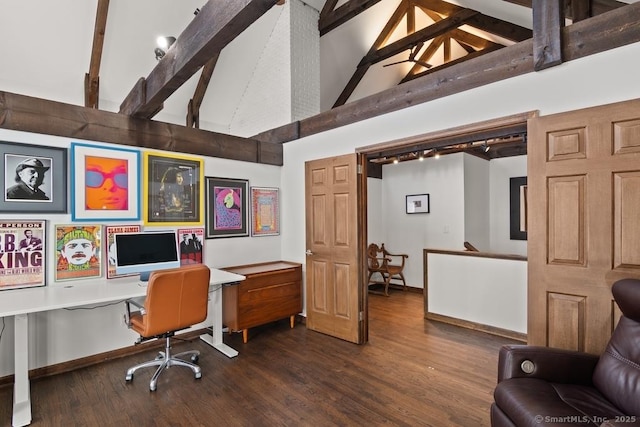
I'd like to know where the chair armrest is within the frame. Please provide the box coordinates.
[497,344,599,386]
[124,297,146,328]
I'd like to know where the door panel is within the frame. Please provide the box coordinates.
[305,154,363,344]
[528,98,640,354]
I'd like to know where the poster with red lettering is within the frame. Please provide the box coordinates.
[0,220,46,290]
[105,224,141,279]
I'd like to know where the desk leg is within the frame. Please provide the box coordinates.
[13,314,31,427]
[200,286,238,358]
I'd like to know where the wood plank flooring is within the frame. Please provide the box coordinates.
[0,290,518,426]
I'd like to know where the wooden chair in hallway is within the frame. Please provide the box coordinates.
[366,243,408,296]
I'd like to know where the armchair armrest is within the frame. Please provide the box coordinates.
[497,344,599,386]
[124,296,146,328]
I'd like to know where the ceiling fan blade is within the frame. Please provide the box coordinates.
[383,59,410,67]
[409,42,425,60]
[413,60,432,69]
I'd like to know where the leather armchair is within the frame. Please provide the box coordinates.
[491,278,640,427]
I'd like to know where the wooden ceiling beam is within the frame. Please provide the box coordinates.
[85,0,109,109]
[333,0,410,107]
[319,0,383,36]
[360,9,479,66]
[0,91,283,165]
[120,0,279,119]
[253,1,640,144]
[502,0,627,19]
[533,0,564,71]
[187,54,220,128]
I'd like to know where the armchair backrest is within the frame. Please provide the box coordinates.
[592,278,640,415]
[367,244,384,269]
[140,264,211,338]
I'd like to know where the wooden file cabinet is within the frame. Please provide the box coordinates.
[221,261,302,343]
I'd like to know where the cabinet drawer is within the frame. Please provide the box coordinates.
[240,269,301,291]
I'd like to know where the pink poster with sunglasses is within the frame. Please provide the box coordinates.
[70,143,141,221]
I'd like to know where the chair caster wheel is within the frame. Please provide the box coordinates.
[191,355,199,363]
[125,374,133,382]
[150,385,156,392]
[195,372,202,379]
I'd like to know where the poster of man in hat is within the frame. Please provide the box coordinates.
[4,155,52,201]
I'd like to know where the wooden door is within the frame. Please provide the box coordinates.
[528,98,640,354]
[305,153,366,344]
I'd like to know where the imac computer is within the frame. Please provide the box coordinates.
[113,231,181,281]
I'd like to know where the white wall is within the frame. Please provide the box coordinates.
[282,42,640,293]
[0,128,281,377]
[427,252,527,333]
[490,155,527,256]
[464,154,491,251]
[379,154,465,287]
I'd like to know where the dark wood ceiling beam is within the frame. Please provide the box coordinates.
[187,54,219,128]
[253,1,640,144]
[450,28,502,50]
[0,91,282,165]
[85,0,109,109]
[533,0,564,71]
[120,0,279,119]
[332,0,410,107]
[320,0,339,20]
[415,0,532,41]
[502,0,627,18]
[400,43,503,83]
[359,9,479,66]
[319,0,383,36]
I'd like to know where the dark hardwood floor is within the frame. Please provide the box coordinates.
[0,290,518,426]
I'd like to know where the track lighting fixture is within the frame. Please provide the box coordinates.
[154,36,176,60]
[483,142,490,153]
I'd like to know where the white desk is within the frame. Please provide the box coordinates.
[0,267,244,427]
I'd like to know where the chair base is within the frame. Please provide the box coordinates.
[125,336,202,391]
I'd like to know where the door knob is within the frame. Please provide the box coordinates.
[305,250,313,256]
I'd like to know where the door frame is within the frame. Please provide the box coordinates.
[355,111,536,317]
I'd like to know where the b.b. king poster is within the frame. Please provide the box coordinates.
[0,220,46,290]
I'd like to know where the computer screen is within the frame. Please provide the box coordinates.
[113,231,180,280]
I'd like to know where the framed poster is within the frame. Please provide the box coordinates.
[205,177,249,239]
[143,152,203,226]
[0,220,46,290]
[70,143,141,221]
[250,187,280,236]
[406,194,430,214]
[177,228,204,265]
[54,224,102,281]
[1,141,67,213]
[105,224,141,279]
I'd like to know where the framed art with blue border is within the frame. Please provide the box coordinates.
[1,141,67,213]
[70,143,140,221]
[143,151,204,226]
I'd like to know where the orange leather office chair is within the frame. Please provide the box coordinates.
[124,264,210,391]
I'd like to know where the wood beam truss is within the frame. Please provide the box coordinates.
[332,0,531,108]
[85,0,110,109]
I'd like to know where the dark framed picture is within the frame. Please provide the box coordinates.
[71,143,141,221]
[1,141,67,213]
[510,176,528,240]
[406,193,430,214]
[143,152,204,226]
[251,187,280,236]
[205,177,249,239]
